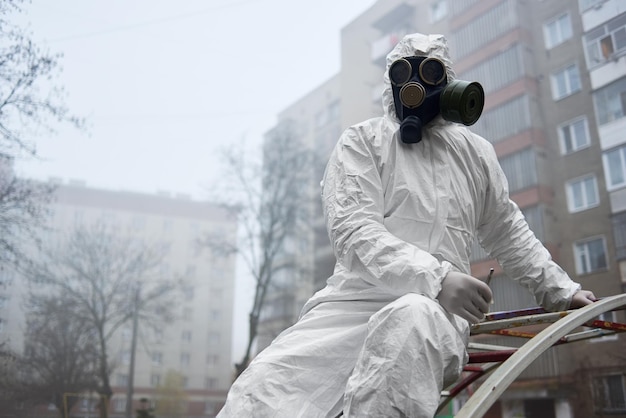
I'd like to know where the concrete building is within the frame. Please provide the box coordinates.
[0,181,237,417]
[262,0,626,416]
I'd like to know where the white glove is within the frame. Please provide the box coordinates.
[437,271,493,324]
[569,290,597,308]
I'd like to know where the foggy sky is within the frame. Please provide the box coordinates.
[15,0,376,200]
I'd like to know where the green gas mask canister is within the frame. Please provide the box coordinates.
[389,56,485,144]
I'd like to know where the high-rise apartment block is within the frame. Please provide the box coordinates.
[261,0,626,415]
[0,181,237,417]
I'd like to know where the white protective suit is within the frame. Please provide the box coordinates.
[217,33,581,418]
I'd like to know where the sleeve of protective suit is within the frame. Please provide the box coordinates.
[476,141,580,312]
[322,125,453,300]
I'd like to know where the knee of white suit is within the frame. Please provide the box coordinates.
[343,293,469,417]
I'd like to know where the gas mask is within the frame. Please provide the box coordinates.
[389,56,485,144]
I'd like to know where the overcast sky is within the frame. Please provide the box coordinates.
[15,0,377,199]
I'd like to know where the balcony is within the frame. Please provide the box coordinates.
[372,3,414,32]
[581,0,626,32]
[371,31,405,67]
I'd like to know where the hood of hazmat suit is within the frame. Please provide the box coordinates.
[303,32,580,315]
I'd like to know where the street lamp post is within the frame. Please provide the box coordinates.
[125,285,140,418]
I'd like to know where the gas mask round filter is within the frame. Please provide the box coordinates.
[389,56,485,144]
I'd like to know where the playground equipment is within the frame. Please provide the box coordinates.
[439,293,626,417]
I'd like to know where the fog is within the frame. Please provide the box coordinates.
[15,0,376,198]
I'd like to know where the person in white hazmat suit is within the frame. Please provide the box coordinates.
[217,33,596,418]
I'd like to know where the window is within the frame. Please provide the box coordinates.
[208,332,220,345]
[152,351,162,366]
[120,350,130,365]
[612,212,626,259]
[579,0,604,11]
[0,271,13,288]
[130,216,146,231]
[162,218,173,232]
[574,237,608,275]
[116,374,129,387]
[551,64,581,100]
[205,401,219,415]
[210,309,221,321]
[603,145,626,190]
[559,117,590,154]
[594,77,626,125]
[113,398,126,412]
[471,95,531,144]
[158,241,171,253]
[205,377,218,390]
[181,330,192,342]
[207,354,219,366]
[314,109,329,128]
[121,327,131,342]
[522,205,545,242]
[450,1,518,59]
[460,46,523,95]
[180,352,190,367]
[585,14,626,68]
[151,374,161,387]
[80,399,96,411]
[543,13,572,49]
[183,285,194,301]
[74,210,84,223]
[498,148,538,193]
[566,175,599,212]
[185,265,197,279]
[430,0,448,23]
[328,100,340,121]
[594,374,626,413]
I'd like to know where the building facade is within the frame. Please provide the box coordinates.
[262,0,626,416]
[0,181,237,417]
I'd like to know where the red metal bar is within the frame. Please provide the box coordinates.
[586,319,626,332]
[489,329,537,339]
[468,350,517,364]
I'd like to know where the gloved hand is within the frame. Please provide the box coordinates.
[569,290,597,308]
[437,271,493,324]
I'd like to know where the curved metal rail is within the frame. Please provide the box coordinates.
[454,293,626,418]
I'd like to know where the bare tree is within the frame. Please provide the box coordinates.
[0,155,55,268]
[0,344,25,417]
[0,0,83,157]
[201,121,316,378]
[24,221,183,418]
[0,0,83,269]
[0,295,99,416]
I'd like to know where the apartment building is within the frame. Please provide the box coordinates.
[262,0,626,416]
[0,181,237,417]
[254,78,343,352]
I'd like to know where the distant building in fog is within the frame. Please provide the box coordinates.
[0,180,237,417]
[260,0,626,416]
